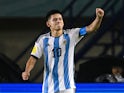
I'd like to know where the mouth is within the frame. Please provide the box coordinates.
[56,24,61,27]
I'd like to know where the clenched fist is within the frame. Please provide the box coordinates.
[96,8,104,18]
[22,72,30,80]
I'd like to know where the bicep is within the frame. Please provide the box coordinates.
[31,42,43,59]
[69,27,86,45]
[86,25,93,33]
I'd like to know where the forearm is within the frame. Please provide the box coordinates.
[86,8,104,33]
[86,16,103,33]
[25,56,37,73]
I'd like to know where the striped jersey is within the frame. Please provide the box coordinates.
[31,27,87,93]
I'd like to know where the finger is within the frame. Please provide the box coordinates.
[23,76,29,80]
[96,8,101,12]
[22,73,29,80]
[96,9,104,17]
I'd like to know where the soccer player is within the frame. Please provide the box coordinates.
[22,8,104,93]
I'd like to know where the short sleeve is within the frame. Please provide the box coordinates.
[69,27,87,45]
[79,27,87,36]
[31,37,43,59]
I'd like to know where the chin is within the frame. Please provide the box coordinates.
[56,27,62,31]
[56,29,62,31]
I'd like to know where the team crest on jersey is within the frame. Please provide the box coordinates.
[63,40,66,44]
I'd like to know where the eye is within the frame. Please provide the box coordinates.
[53,18,57,21]
[59,18,62,21]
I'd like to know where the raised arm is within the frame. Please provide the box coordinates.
[22,56,37,80]
[86,8,104,33]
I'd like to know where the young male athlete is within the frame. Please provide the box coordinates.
[22,8,104,93]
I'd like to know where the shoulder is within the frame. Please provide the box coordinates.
[64,28,81,34]
[36,32,50,43]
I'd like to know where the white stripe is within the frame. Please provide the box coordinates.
[58,35,66,90]
[42,66,46,93]
[48,37,55,93]
[68,34,76,88]
[48,74,54,93]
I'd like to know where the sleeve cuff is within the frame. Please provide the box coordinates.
[31,55,39,60]
[79,27,87,36]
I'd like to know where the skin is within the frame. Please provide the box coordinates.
[22,8,104,80]
[112,67,123,75]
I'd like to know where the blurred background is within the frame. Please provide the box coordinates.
[0,0,124,83]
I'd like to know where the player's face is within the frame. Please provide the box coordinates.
[46,13,64,31]
[112,67,123,75]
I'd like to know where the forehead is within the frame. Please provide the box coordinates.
[49,13,63,19]
[112,67,122,69]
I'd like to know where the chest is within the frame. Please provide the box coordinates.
[44,35,71,48]
[43,35,71,57]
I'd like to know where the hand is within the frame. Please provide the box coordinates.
[22,72,30,80]
[96,8,104,18]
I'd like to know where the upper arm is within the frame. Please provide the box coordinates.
[86,25,95,33]
[68,27,87,45]
[31,37,43,59]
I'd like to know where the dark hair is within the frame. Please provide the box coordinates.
[112,65,123,69]
[45,10,63,21]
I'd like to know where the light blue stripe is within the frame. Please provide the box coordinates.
[79,27,87,36]
[63,34,70,89]
[53,37,60,92]
[43,38,49,93]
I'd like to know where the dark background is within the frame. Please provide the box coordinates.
[0,0,124,83]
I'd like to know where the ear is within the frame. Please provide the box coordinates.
[46,21,50,27]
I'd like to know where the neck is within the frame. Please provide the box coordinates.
[51,30,63,37]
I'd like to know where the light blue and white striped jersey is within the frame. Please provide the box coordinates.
[31,27,87,93]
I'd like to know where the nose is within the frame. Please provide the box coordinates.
[56,20,61,25]
[56,19,61,22]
